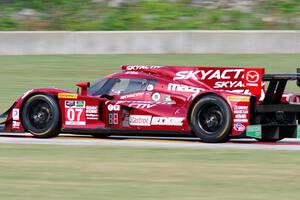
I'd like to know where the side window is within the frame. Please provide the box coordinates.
[111,79,130,94]
[109,78,155,95]
[88,78,108,96]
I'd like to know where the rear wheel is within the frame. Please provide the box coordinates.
[21,94,60,138]
[190,95,232,143]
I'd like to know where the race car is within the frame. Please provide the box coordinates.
[0,65,299,143]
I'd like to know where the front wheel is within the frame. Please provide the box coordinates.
[190,95,232,143]
[21,94,60,138]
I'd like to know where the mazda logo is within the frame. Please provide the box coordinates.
[246,71,260,83]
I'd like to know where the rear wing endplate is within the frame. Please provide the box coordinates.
[262,68,300,104]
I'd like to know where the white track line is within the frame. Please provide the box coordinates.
[1,133,300,151]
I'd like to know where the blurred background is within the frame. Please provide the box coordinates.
[0,0,299,112]
[0,2,300,200]
[0,0,299,30]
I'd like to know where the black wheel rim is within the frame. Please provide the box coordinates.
[27,100,53,131]
[197,103,224,134]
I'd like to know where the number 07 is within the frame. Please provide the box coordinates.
[67,108,83,121]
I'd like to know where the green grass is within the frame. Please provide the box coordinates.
[0,144,299,200]
[1,0,300,30]
[0,54,300,199]
[0,54,299,112]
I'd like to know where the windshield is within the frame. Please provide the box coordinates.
[88,77,156,97]
[88,78,108,96]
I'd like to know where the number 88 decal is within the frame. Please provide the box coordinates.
[109,113,119,125]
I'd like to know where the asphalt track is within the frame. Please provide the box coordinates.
[1,132,300,151]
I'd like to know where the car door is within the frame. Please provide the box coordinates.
[101,78,154,129]
[141,79,189,131]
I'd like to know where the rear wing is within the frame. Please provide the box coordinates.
[262,68,300,104]
[247,69,300,140]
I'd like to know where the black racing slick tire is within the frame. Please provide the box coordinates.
[21,94,60,138]
[190,95,232,143]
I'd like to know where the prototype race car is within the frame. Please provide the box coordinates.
[0,66,299,143]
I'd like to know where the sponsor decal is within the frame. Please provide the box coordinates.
[246,125,262,139]
[245,70,259,84]
[173,69,244,81]
[86,106,98,120]
[86,106,98,114]
[227,96,250,102]
[233,105,249,123]
[128,115,184,126]
[234,119,248,123]
[128,103,156,109]
[234,123,246,132]
[65,100,76,107]
[64,100,86,125]
[114,105,120,111]
[76,101,85,107]
[86,114,98,117]
[65,101,85,108]
[168,83,204,94]
[227,89,265,101]
[173,68,265,97]
[125,65,162,71]
[234,105,248,110]
[12,109,19,121]
[243,68,264,96]
[152,92,161,101]
[234,106,248,114]
[58,93,78,99]
[12,121,21,129]
[147,84,154,91]
[115,101,174,109]
[235,114,247,119]
[151,117,184,126]
[129,115,152,126]
[107,104,120,111]
[108,104,114,111]
[165,95,172,102]
[120,92,144,100]
[214,81,244,89]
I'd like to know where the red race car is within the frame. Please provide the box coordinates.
[0,66,299,143]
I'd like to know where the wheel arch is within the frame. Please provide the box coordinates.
[19,92,61,132]
[187,92,231,127]
[187,92,233,142]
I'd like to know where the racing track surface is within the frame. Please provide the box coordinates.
[1,133,300,151]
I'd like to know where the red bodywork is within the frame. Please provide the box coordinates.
[1,66,299,138]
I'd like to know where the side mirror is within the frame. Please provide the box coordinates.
[76,82,90,96]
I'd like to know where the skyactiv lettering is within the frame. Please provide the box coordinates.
[173,69,244,81]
